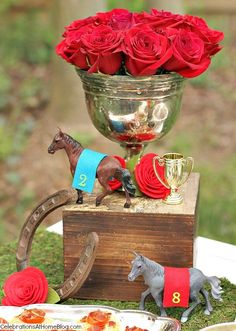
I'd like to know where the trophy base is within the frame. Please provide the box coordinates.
[163,191,183,205]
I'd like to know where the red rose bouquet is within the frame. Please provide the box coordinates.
[56,8,223,78]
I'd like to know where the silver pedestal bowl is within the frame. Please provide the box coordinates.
[77,69,185,160]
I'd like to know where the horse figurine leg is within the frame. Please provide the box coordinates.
[76,189,83,204]
[123,188,131,208]
[95,189,112,206]
[139,288,151,310]
[153,291,168,317]
[200,288,213,315]
[180,291,201,323]
[95,176,113,206]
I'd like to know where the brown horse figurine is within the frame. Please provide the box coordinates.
[48,129,136,208]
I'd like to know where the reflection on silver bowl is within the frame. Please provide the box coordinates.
[77,69,185,159]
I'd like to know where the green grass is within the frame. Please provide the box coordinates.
[0,230,235,331]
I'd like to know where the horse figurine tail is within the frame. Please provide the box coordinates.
[207,276,223,301]
[120,169,136,196]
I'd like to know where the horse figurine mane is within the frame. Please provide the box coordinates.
[128,252,223,323]
[48,129,136,208]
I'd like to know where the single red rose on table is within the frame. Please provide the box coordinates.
[108,155,126,190]
[81,25,123,74]
[135,153,170,199]
[163,29,211,78]
[1,266,48,306]
[122,26,172,76]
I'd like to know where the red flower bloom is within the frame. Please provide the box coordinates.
[55,9,223,78]
[123,26,172,76]
[108,155,126,190]
[97,8,135,30]
[163,29,211,78]
[2,267,48,306]
[135,153,170,199]
[81,25,123,74]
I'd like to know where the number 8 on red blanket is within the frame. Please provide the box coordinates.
[163,267,190,307]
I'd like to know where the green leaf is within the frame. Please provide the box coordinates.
[45,287,60,304]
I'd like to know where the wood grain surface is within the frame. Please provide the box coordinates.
[63,173,200,301]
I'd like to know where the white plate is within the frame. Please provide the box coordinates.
[0,304,181,331]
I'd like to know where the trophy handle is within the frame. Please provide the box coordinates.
[182,156,194,185]
[153,156,170,189]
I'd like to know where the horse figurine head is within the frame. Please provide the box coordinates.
[128,252,223,323]
[48,128,81,155]
[128,252,148,281]
[48,129,136,208]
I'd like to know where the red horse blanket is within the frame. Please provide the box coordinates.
[163,267,190,308]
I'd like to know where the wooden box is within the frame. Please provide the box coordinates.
[63,173,200,301]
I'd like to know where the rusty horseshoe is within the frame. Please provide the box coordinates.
[16,189,99,302]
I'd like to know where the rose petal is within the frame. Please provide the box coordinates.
[135,153,170,199]
[2,267,48,307]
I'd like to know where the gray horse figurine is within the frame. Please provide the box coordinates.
[128,252,223,323]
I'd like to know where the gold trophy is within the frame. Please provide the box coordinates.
[153,153,194,205]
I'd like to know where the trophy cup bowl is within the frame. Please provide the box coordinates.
[153,152,194,205]
[77,69,185,160]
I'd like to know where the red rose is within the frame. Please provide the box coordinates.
[135,153,170,199]
[56,24,94,69]
[2,267,48,306]
[97,9,135,30]
[180,15,224,44]
[122,26,172,76]
[63,16,98,36]
[81,25,123,74]
[149,9,184,29]
[108,155,126,190]
[168,15,224,56]
[164,29,211,78]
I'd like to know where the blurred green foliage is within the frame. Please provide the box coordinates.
[0,0,235,247]
[107,0,145,11]
[0,1,55,161]
[0,1,55,243]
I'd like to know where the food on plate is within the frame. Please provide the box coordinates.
[79,310,119,331]
[125,327,149,331]
[10,308,52,325]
